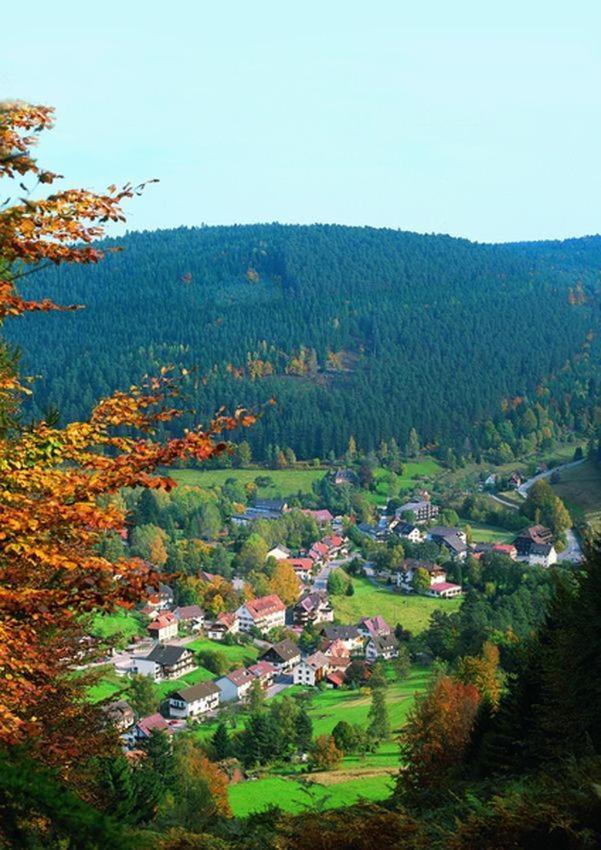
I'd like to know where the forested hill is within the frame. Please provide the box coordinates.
[7,224,600,460]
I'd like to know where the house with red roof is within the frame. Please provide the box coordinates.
[215,667,256,703]
[302,509,334,526]
[236,594,286,634]
[147,611,178,642]
[308,541,330,564]
[133,712,171,742]
[205,611,240,641]
[358,615,391,640]
[287,557,314,583]
[426,581,462,599]
[248,660,277,689]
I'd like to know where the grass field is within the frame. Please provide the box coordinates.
[331,577,460,633]
[227,667,430,816]
[551,458,601,532]
[167,467,325,497]
[90,610,144,643]
[467,522,515,543]
[186,638,260,669]
[229,772,394,816]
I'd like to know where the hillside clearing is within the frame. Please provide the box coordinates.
[167,467,325,497]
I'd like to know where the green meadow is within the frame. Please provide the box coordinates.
[330,576,460,633]
[166,467,325,497]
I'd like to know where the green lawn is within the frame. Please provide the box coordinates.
[467,522,515,543]
[86,668,128,703]
[228,772,394,817]
[331,577,460,633]
[186,638,259,669]
[90,610,145,643]
[166,467,325,497]
[551,458,601,532]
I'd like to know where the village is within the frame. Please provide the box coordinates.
[95,473,569,751]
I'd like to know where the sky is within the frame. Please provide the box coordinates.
[3,1,601,242]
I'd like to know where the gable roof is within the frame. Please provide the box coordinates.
[148,611,177,631]
[144,644,191,667]
[428,581,462,594]
[261,638,300,662]
[136,712,169,736]
[302,509,334,523]
[248,660,277,678]
[243,594,286,619]
[304,651,330,669]
[360,615,391,635]
[170,681,220,703]
[368,633,399,652]
[322,624,360,641]
[296,591,330,612]
[225,667,255,688]
[173,605,204,620]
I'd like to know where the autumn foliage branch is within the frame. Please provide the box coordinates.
[0,102,254,761]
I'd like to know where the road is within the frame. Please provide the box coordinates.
[516,458,585,499]
[489,459,585,562]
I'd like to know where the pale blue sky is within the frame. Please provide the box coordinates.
[4,1,600,242]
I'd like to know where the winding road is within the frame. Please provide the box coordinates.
[490,458,585,563]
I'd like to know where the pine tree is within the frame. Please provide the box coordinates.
[367,688,390,742]
[211,722,232,761]
[295,706,313,751]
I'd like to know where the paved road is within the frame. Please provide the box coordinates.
[516,458,585,499]
[557,527,583,563]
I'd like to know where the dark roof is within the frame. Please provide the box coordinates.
[368,633,399,652]
[170,681,220,703]
[322,624,360,641]
[261,638,300,662]
[144,644,191,666]
[254,498,287,512]
[530,542,554,556]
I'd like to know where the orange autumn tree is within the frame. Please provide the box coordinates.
[0,102,254,764]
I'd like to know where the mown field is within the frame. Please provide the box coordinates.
[167,467,325,497]
[466,522,515,543]
[229,772,394,816]
[330,577,460,633]
[551,458,601,532]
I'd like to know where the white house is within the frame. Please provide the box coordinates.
[172,605,205,631]
[147,611,178,642]
[287,557,314,583]
[236,594,286,634]
[365,634,399,663]
[395,522,425,544]
[259,638,302,673]
[528,543,558,568]
[134,644,196,682]
[266,544,291,561]
[426,581,463,599]
[168,681,221,719]
[215,667,255,703]
[205,611,239,641]
[292,651,330,687]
